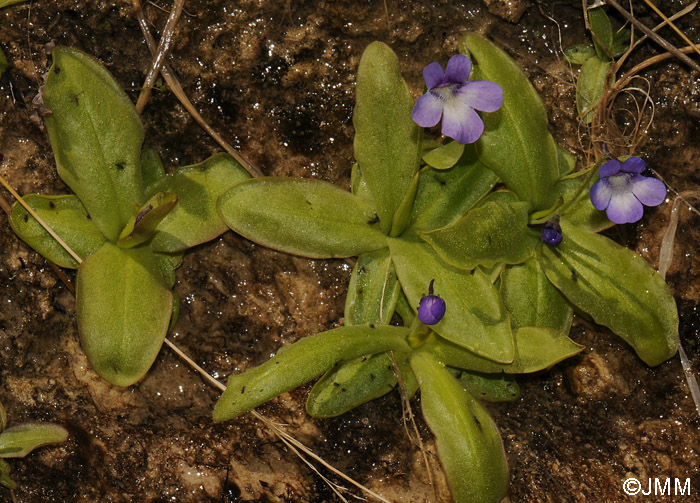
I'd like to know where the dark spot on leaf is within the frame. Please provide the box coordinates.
[488,235,492,245]
[54,66,61,74]
[134,204,153,225]
[361,356,367,362]
[571,269,578,282]
[370,373,376,381]
[86,214,92,220]
[369,324,375,329]
[115,162,125,171]
[23,214,28,223]
[454,371,463,379]
[240,386,246,394]
[387,365,393,371]
[341,387,347,392]
[473,415,483,432]
[359,266,367,273]
[305,199,312,206]
[333,382,339,387]
[72,94,79,105]
[367,214,379,225]
[470,269,476,275]
[49,201,56,209]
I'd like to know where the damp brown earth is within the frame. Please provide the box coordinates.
[1,1,699,502]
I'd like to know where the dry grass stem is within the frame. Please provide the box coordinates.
[605,0,700,73]
[614,1,697,72]
[640,0,700,59]
[135,0,186,114]
[163,338,394,503]
[131,0,263,178]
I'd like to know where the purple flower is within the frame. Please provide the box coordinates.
[418,279,446,325]
[411,54,503,144]
[589,157,666,224]
[541,217,563,247]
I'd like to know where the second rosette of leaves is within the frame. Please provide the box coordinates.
[214,34,678,503]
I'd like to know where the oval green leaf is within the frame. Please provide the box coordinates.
[306,351,417,418]
[411,352,509,503]
[500,258,573,331]
[43,47,144,241]
[576,56,611,124]
[213,325,411,422]
[77,242,173,386]
[422,141,465,170]
[388,238,514,363]
[0,423,68,458]
[409,156,499,233]
[451,368,520,402]
[538,220,679,366]
[421,328,583,374]
[146,153,250,252]
[421,200,536,270]
[588,7,614,60]
[563,44,596,65]
[462,33,559,210]
[9,195,107,268]
[353,41,421,234]
[218,178,387,258]
[345,248,399,326]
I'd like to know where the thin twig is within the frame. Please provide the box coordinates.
[640,0,700,59]
[135,0,186,114]
[131,0,263,178]
[604,0,700,74]
[614,1,697,72]
[610,45,699,95]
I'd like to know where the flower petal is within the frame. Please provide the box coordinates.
[631,175,666,207]
[423,61,446,90]
[458,80,504,112]
[606,191,644,224]
[590,179,613,210]
[599,159,622,177]
[621,156,645,174]
[444,54,471,84]
[441,103,484,144]
[412,93,444,127]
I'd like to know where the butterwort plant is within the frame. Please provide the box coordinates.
[212,33,678,502]
[9,48,250,386]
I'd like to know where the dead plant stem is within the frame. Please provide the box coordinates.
[135,0,186,114]
[163,338,393,503]
[604,0,700,73]
[131,0,263,178]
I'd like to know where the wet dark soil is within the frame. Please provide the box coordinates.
[1,1,699,502]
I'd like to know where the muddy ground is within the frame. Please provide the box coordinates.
[1,0,699,501]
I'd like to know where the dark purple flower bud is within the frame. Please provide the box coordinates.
[541,217,563,247]
[418,279,446,325]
